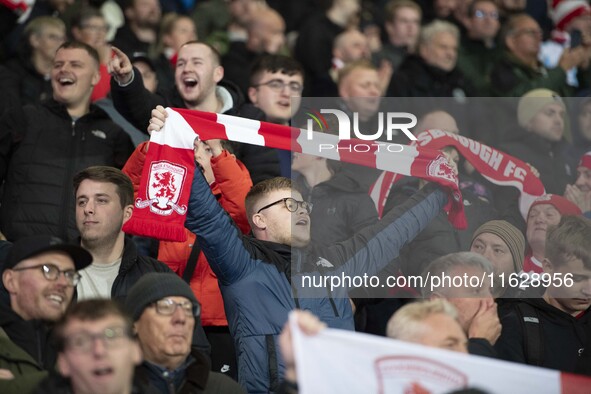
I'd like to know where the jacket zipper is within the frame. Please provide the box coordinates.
[60,119,77,240]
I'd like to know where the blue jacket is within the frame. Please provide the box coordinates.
[185,172,447,393]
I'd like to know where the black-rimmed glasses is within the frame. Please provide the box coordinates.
[252,79,303,94]
[152,298,200,317]
[11,264,81,287]
[257,197,312,214]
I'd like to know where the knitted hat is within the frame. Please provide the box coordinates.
[579,151,591,170]
[528,194,582,217]
[125,273,199,321]
[551,0,591,31]
[472,220,526,271]
[517,89,565,128]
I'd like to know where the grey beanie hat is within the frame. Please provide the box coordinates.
[471,220,526,272]
[125,272,199,321]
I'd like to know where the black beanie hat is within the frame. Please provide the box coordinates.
[125,272,199,321]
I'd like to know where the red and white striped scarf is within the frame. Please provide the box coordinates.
[370,130,546,219]
[123,108,465,242]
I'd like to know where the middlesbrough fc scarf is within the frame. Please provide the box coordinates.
[370,129,546,218]
[123,108,465,242]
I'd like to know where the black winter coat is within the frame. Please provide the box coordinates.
[295,172,378,247]
[499,132,574,195]
[0,99,134,241]
[495,298,591,373]
[386,55,473,98]
[111,70,280,185]
[384,178,495,277]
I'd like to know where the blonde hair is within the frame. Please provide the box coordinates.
[386,299,458,340]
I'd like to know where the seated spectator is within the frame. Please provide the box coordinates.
[490,13,586,97]
[70,7,112,102]
[565,151,591,218]
[387,299,468,353]
[457,0,502,96]
[422,252,501,358]
[73,166,172,302]
[247,54,303,176]
[38,299,143,394]
[222,6,286,96]
[470,220,525,297]
[0,235,92,393]
[294,0,360,96]
[372,0,421,72]
[0,41,134,241]
[540,0,591,90]
[111,0,161,57]
[386,20,473,98]
[0,16,65,113]
[523,194,582,274]
[312,28,371,97]
[152,13,197,92]
[125,273,245,393]
[498,89,574,204]
[570,98,591,161]
[495,216,591,372]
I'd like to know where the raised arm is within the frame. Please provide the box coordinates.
[185,167,256,285]
[109,47,165,132]
[326,183,448,282]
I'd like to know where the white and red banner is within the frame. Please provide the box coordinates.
[289,313,590,394]
[124,108,465,241]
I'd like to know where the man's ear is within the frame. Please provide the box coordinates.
[247,87,258,105]
[213,65,224,83]
[505,36,516,54]
[251,213,266,230]
[542,258,554,273]
[91,69,101,88]
[2,270,16,294]
[122,204,134,225]
[57,353,71,377]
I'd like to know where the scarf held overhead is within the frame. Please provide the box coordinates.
[370,129,546,218]
[123,108,465,242]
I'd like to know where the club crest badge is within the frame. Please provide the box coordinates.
[135,161,187,216]
[427,155,457,184]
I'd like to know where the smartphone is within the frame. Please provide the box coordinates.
[571,29,583,48]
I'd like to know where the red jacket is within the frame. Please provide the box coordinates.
[123,142,252,325]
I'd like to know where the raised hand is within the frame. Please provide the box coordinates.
[108,46,134,85]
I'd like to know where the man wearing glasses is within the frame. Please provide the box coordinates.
[183,169,448,392]
[125,273,244,393]
[490,13,587,97]
[0,235,92,394]
[248,54,304,177]
[457,0,502,96]
[46,299,143,394]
